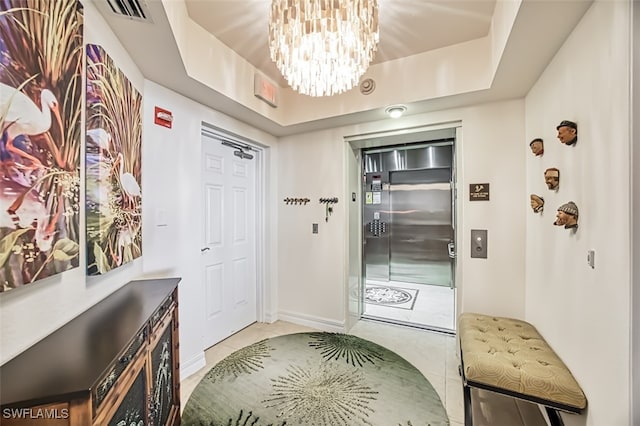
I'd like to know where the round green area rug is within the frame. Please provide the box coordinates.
[182,332,449,426]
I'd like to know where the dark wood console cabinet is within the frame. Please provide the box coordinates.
[0,277,181,425]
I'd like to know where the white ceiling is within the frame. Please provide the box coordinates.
[93,0,593,136]
[184,0,497,88]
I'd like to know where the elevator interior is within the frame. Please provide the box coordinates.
[362,142,456,331]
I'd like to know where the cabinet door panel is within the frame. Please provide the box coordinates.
[94,328,147,414]
[150,315,177,425]
[106,366,147,426]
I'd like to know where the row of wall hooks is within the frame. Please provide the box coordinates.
[282,197,339,221]
[283,197,310,205]
[283,197,340,205]
[320,197,338,222]
[319,197,339,204]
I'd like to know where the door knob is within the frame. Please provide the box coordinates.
[201,247,210,252]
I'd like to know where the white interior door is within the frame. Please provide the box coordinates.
[201,135,257,348]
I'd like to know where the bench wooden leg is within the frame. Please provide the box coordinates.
[545,407,565,426]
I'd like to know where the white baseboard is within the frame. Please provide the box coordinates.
[278,310,345,332]
[262,310,278,324]
[180,351,206,379]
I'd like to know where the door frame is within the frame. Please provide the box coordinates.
[201,124,268,324]
[344,122,462,332]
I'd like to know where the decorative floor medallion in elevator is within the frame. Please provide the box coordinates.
[364,280,455,331]
[365,285,418,310]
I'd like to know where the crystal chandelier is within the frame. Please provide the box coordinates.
[269,0,379,97]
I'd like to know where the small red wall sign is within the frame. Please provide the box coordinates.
[154,106,173,128]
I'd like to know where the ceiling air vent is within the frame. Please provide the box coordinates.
[359,78,376,95]
[106,0,153,23]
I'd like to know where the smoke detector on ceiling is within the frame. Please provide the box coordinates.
[106,0,153,23]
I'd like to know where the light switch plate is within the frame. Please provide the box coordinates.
[155,208,168,227]
[587,249,595,268]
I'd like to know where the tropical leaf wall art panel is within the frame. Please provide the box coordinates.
[86,44,142,275]
[0,0,83,292]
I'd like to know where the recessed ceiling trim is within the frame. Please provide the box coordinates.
[345,122,461,150]
[344,121,461,143]
[97,0,593,136]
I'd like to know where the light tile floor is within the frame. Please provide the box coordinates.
[180,320,546,426]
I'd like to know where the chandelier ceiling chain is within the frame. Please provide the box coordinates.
[269,0,379,97]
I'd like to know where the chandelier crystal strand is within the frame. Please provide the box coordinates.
[269,0,379,97]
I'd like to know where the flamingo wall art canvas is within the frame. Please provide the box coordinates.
[0,0,83,292]
[86,44,142,275]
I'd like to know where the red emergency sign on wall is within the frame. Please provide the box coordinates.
[154,106,173,128]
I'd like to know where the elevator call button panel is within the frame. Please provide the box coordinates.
[369,219,387,237]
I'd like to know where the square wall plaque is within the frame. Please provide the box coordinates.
[469,183,490,201]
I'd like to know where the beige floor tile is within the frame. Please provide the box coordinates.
[211,327,268,351]
[424,369,447,404]
[446,377,465,424]
[203,341,239,365]
[264,319,318,335]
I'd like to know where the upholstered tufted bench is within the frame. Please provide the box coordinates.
[458,313,587,426]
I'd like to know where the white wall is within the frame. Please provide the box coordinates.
[142,80,278,377]
[0,1,145,365]
[276,99,527,329]
[455,101,526,318]
[525,1,632,425]
[632,2,640,423]
[276,128,348,330]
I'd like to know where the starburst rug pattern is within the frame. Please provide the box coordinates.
[181,332,449,426]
